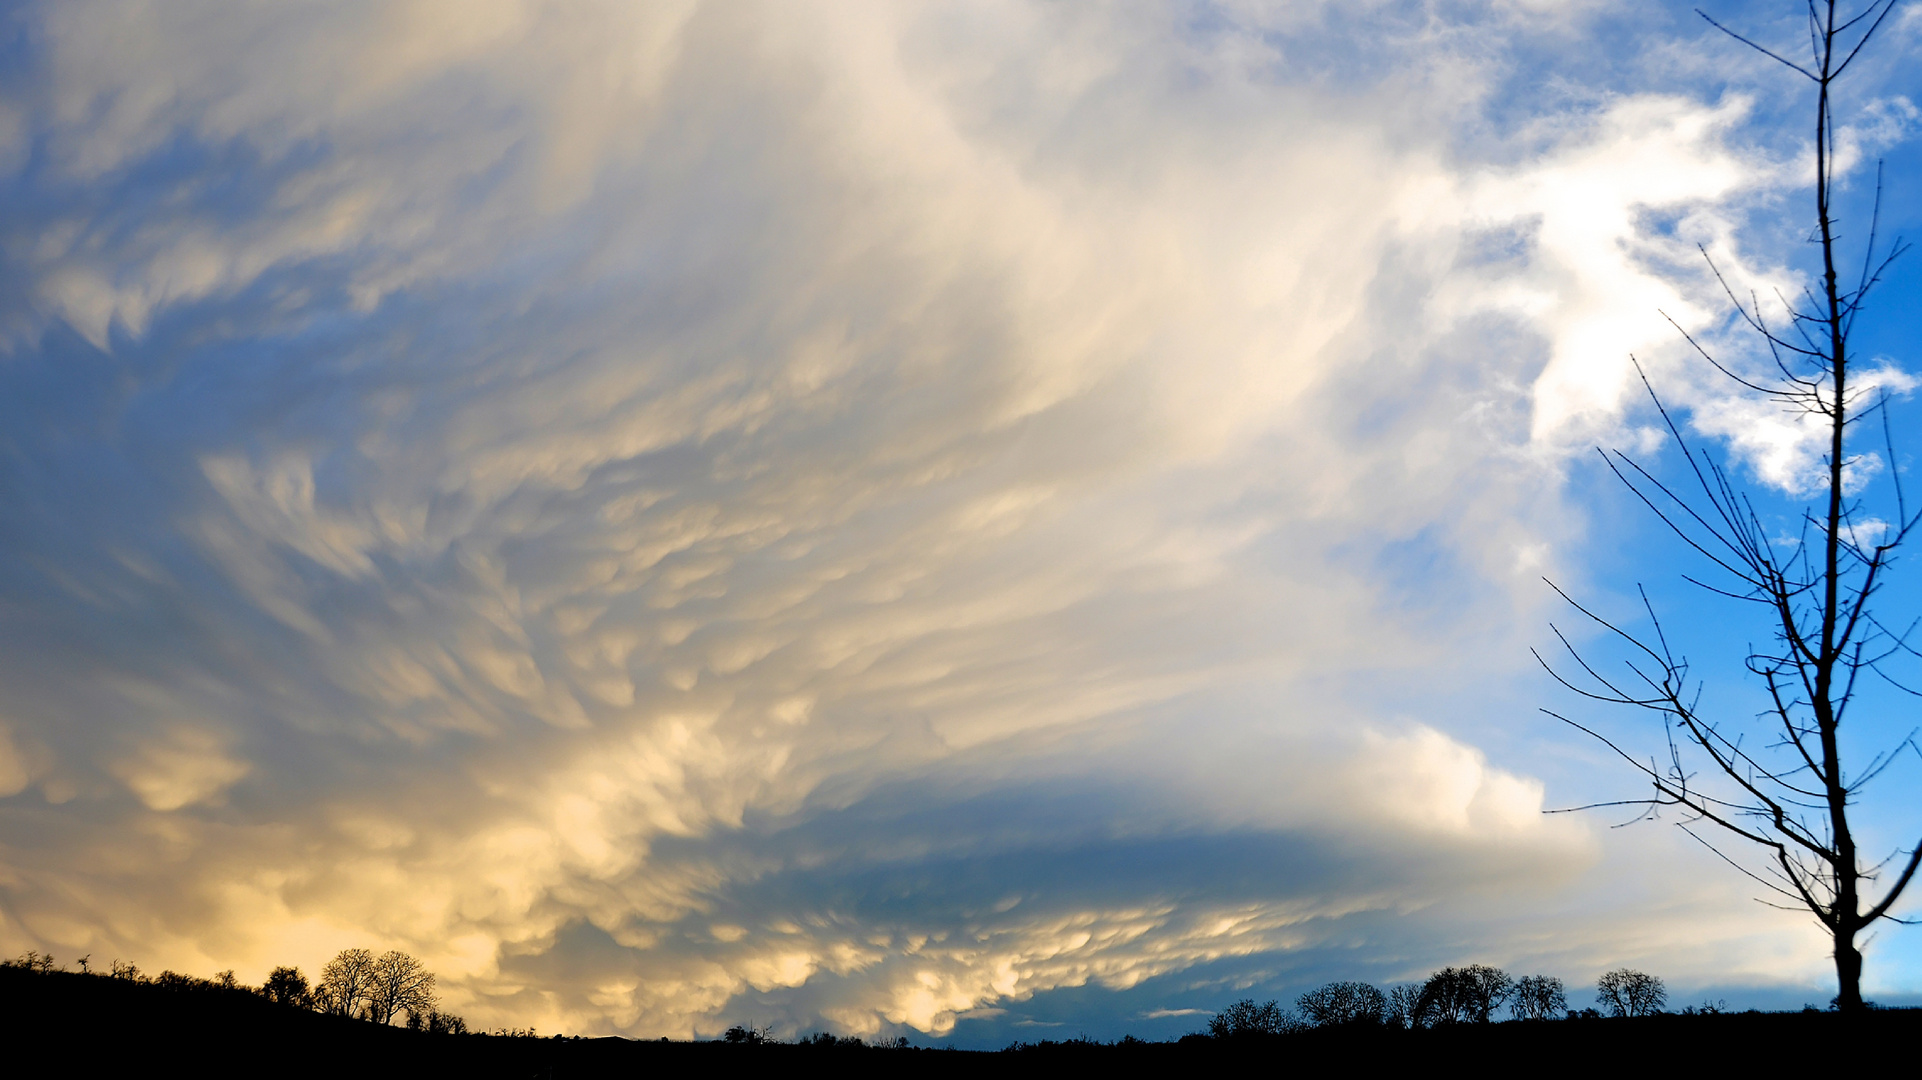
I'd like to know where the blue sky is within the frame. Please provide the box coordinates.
[1,0,1920,1044]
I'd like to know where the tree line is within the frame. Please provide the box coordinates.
[2,947,471,1034]
[2,949,1695,1042]
[1210,965,1668,1038]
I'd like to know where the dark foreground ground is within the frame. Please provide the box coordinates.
[6,967,1918,1077]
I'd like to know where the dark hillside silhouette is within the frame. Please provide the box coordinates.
[5,961,1921,1076]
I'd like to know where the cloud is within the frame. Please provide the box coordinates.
[109,725,251,812]
[0,0,1877,1038]
[0,722,40,798]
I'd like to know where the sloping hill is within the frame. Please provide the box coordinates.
[7,966,1919,1077]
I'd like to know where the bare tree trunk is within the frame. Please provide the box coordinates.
[1814,3,1857,1011]
[1834,932,1863,1011]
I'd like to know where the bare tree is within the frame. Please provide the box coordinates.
[316,948,378,1018]
[365,950,437,1026]
[1509,975,1568,1021]
[1384,984,1423,1029]
[1208,998,1292,1039]
[1539,0,1920,1014]
[1296,981,1387,1027]
[1413,965,1512,1025]
[1596,969,1666,1018]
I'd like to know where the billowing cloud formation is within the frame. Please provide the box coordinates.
[0,0,1886,1039]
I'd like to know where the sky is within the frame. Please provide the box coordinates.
[1,0,1921,1045]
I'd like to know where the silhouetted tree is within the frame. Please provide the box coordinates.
[366,950,436,1026]
[722,1024,773,1044]
[1296,982,1386,1028]
[1413,965,1511,1025]
[1382,984,1423,1029]
[1538,0,1921,1014]
[423,1010,469,1035]
[316,948,378,1018]
[260,966,313,1010]
[1509,975,1567,1021]
[1208,998,1292,1039]
[1596,969,1665,1018]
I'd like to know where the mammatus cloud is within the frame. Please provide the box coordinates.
[0,0,1880,1038]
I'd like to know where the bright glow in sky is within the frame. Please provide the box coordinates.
[1,0,1920,1043]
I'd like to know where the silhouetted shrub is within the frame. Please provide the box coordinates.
[1208,998,1292,1039]
[722,1024,772,1044]
[1596,970,1664,1017]
[797,1032,831,1047]
[797,1032,873,1048]
[154,970,211,992]
[1296,982,1386,1028]
[423,1010,469,1035]
[1510,975,1567,1021]
[1414,965,1512,1025]
[109,960,146,983]
[1004,1036,1121,1053]
[3,951,57,973]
